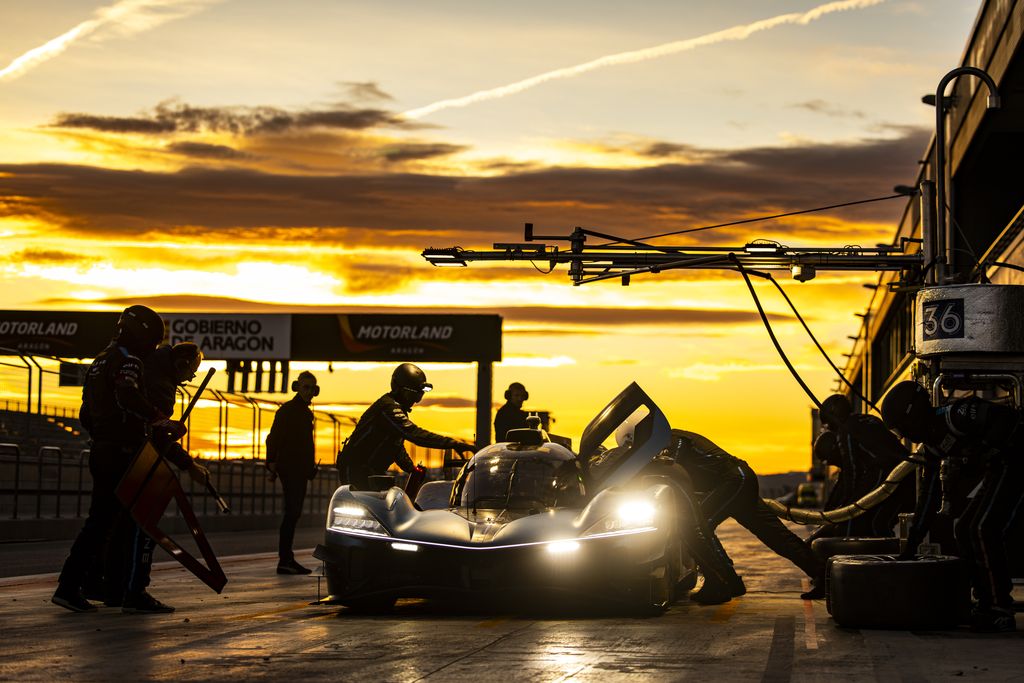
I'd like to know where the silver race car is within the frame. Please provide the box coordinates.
[313,383,694,612]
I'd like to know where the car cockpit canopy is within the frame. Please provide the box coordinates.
[450,430,584,517]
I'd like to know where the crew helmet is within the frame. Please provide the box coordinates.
[614,410,647,449]
[812,430,842,465]
[881,380,933,442]
[171,342,203,383]
[116,305,164,351]
[391,363,433,396]
[820,394,853,430]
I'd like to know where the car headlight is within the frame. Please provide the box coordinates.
[583,500,658,537]
[327,503,389,536]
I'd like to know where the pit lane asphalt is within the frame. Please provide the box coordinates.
[2,521,1021,681]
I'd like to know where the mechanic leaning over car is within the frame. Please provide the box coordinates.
[665,429,827,600]
[52,305,192,614]
[336,363,475,490]
[807,394,914,542]
[882,380,1023,633]
[85,341,210,608]
[495,382,530,442]
[266,370,320,575]
[640,453,748,605]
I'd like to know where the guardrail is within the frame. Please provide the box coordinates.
[0,443,340,521]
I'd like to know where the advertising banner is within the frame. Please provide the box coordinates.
[292,314,501,362]
[0,311,119,357]
[0,311,500,363]
[163,314,292,360]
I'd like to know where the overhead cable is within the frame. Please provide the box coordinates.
[599,193,905,246]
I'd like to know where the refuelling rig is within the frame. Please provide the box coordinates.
[422,64,1024,628]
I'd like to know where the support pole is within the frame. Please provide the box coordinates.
[475,361,492,449]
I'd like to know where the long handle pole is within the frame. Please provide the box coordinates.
[181,367,216,422]
[178,367,231,513]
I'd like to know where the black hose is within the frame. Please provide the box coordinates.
[765,275,879,413]
[729,254,822,409]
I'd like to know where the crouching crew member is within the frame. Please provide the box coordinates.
[337,363,475,490]
[666,429,826,600]
[266,370,320,575]
[882,380,1023,633]
[53,305,188,614]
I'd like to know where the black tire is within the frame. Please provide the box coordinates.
[811,536,900,564]
[828,554,969,629]
[677,568,699,594]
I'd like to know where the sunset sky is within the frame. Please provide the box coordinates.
[0,1,980,472]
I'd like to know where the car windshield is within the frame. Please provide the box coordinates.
[457,449,584,512]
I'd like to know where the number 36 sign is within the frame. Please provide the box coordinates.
[922,298,965,341]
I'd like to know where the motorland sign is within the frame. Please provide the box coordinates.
[291,313,501,362]
[163,314,292,360]
[0,311,119,357]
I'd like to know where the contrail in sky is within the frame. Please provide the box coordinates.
[0,0,222,82]
[402,0,886,120]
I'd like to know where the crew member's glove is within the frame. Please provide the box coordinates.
[152,418,187,441]
[187,461,210,487]
[451,440,476,455]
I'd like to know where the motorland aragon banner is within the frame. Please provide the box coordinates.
[163,314,292,360]
[291,314,501,362]
[0,311,499,363]
[0,311,119,357]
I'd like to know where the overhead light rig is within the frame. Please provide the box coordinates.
[423,223,923,286]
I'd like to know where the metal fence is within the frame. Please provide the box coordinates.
[0,351,452,521]
[0,442,341,521]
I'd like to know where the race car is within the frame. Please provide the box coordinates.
[313,383,694,612]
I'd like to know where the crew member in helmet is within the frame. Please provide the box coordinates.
[882,380,1023,633]
[86,341,210,606]
[808,394,913,541]
[266,370,320,575]
[337,363,475,490]
[53,305,191,614]
[665,429,827,600]
[495,382,530,442]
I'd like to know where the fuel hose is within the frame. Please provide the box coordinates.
[763,459,918,524]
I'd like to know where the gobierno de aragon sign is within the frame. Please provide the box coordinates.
[163,314,292,360]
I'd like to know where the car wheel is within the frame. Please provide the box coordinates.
[676,567,699,594]
[828,554,969,629]
[640,528,683,613]
[811,536,900,564]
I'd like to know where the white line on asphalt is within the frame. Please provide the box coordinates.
[801,578,819,650]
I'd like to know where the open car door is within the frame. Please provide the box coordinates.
[578,382,671,496]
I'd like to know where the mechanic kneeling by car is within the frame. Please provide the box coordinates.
[336,363,475,490]
[665,428,826,600]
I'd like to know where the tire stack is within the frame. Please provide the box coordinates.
[813,538,971,629]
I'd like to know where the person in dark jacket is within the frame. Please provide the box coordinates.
[53,305,189,614]
[337,363,475,490]
[665,429,826,601]
[495,382,530,442]
[266,370,319,574]
[882,380,1023,633]
[87,341,210,607]
[808,394,914,541]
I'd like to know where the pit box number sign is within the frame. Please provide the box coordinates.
[922,298,965,340]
